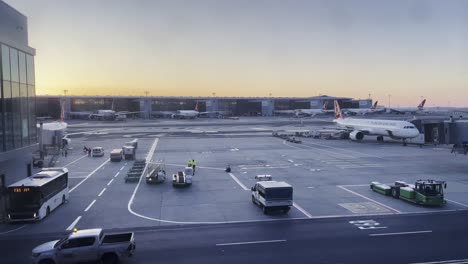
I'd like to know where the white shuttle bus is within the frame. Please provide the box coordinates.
[7,168,69,222]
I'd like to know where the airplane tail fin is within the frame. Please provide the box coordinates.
[334,100,343,119]
[418,99,426,109]
[372,101,378,110]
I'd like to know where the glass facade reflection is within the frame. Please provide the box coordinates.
[0,43,36,152]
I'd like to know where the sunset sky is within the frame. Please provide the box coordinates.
[5,0,468,106]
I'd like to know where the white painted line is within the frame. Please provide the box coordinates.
[84,200,96,212]
[68,176,87,179]
[70,159,110,193]
[107,179,114,186]
[446,199,468,208]
[337,185,401,214]
[120,166,124,171]
[0,224,27,235]
[114,172,120,178]
[66,216,82,231]
[369,230,432,237]
[165,163,225,171]
[228,173,249,191]
[63,154,87,167]
[409,258,468,264]
[287,159,294,163]
[98,188,106,197]
[293,202,313,218]
[339,184,370,187]
[216,240,286,246]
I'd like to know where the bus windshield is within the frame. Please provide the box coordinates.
[8,187,42,212]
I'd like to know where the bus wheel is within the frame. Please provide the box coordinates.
[262,206,268,215]
[62,195,66,204]
[251,196,257,205]
[46,206,50,216]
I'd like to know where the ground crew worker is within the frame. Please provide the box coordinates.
[191,159,196,175]
[187,159,193,168]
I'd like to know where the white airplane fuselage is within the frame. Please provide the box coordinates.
[334,118,420,140]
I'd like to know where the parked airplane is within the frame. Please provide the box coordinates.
[388,99,426,114]
[342,101,385,116]
[169,102,230,119]
[294,101,333,117]
[333,100,420,145]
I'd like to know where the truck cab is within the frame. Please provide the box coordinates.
[110,149,123,162]
[251,181,293,214]
[32,228,135,264]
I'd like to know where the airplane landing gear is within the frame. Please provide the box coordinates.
[402,139,408,146]
[377,136,384,142]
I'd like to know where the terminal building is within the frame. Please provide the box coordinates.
[36,95,373,119]
[0,1,37,221]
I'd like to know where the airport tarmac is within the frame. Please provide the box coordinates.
[1,118,468,263]
[3,118,468,230]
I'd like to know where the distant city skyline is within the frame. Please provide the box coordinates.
[6,0,468,107]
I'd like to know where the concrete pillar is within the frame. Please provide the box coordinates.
[63,97,71,120]
[139,98,152,119]
[261,100,274,117]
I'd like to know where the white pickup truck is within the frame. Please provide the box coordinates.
[31,228,135,264]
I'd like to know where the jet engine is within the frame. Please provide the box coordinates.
[349,131,364,141]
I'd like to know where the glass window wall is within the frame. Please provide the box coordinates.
[1,45,10,81]
[19,51,27,84]
[9,49,19,82]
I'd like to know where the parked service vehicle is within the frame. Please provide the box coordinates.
[110,149,123,162]
[7,168,69,222]
[172,167,193,187]
[92,147,105,157]
[370,180,446,206]
[122,146,136,160]
[124,139,138,149]
[31,228,135,264]
[251,181,293,214]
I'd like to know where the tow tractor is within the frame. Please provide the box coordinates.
[172,167,193,187]
[370,180,447,206]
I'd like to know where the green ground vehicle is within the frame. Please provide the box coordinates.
[370,180,447,206]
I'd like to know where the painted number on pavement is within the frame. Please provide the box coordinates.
[349,220,387,230]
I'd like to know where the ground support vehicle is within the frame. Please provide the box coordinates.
[92,147,105,157]
[251,181,293,214]
[122,146,136,160]
[125,160,146,183]
[370,180,446,206]
[31,228,135,264]
[110,149,123,162]
[286,136,302,143]
[146,163,166,184]
[172,167,193,187]
[124,139,138,149]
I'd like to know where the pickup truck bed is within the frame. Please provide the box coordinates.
[103,233,133,244]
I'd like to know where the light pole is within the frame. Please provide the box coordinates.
[388,94,391,108]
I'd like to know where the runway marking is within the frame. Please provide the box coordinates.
[68,176,87,179]
[66,216,82,231]
[228,173,249,191]
[337,185,401,214]
[98,188,106,197]
[240,166,290,170]
[70,159,110,193]
[107,179,114,186]
[216,240,286,246]
[304,141,385,160]
[369,230,432,237]
[0,224,27,235]
[409,258,468,264]
[63,154,87,167]
[114,172,120,178]
[165,163,225,171]
[293,202,313,218]
[446,199,468,208]
[120,166,125,171]
[84,200,96,212]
